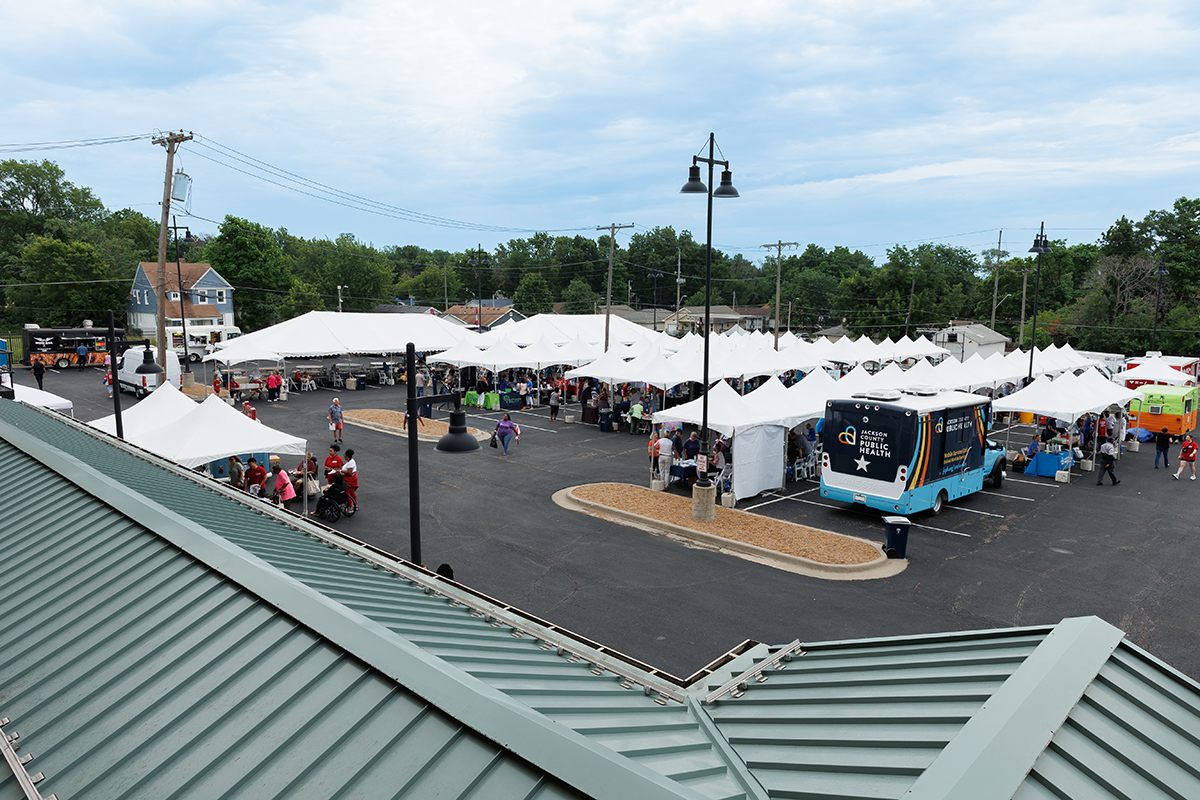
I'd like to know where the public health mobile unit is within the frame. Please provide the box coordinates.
[820,388,1006,515]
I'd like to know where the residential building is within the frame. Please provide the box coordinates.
[445,303,526,330]
[127,261,235,335]
[935,322,1012,361]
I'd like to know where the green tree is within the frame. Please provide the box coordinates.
[513,273,553,315]
[399,264,462,309]
[204,215,292,330]
[561,277,600,314]
[278,280,325,320]
[7,237,125,326]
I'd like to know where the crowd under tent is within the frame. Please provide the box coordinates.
[89,385,306,469]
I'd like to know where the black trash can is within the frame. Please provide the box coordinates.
[882,515,911,559]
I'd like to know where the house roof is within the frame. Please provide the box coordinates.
[168,299,223,320]
[4,398,1200,800]
[135,261,218,291]
[445,305,526,328]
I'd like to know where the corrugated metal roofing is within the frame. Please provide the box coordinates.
[704,628,1047,798]
[0,400,744,800]
[0,438,585,800]
[6,399,1200,800]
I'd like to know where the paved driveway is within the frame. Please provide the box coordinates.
[13,362,1199,680]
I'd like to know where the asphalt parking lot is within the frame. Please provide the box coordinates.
[14,361,1200,681]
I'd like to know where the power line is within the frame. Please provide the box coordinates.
[0,134,156,154]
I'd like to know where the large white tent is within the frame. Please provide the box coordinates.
[214,311,473,360]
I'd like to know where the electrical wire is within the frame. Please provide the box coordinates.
[0,134,156,154]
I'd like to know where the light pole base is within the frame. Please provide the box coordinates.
[180,372,195,388]
[692,482,716,521]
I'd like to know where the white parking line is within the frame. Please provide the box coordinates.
[910,521,972,538]
[754,495,972,538]
[978,491,1035,501]
[947,505,1005,518]
[1005,477,1060,487]
[743,487,818,510]
[466,412,557,434]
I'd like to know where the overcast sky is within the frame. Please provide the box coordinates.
[5,1,1200,265]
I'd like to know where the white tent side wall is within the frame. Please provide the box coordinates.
[732,424,785,500]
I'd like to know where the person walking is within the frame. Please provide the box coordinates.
[76,342,89,370]
[1154,427,1175,469]
[328,397,344,443]
[495,413,519,456]
[32,360,45,390]
[1173,434,1198,481]
[1096,437,1120,486]
[548,388,560,421]
[103,370,113,398]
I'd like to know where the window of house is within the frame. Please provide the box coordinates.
[215,290,227,303]
[168,291,180,301]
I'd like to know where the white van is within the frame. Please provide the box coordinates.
[117,345,182,398]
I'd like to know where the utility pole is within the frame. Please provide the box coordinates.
[904,275,917,337]
[761,239,799,349]
[337,285,344,312]
[443,257,449,311]
[674,247,684,332]
[989,229,1003,331]
[152,130,193,370]
[598,222,634,351]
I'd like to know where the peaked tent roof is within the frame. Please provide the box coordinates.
[88,379,197,437]
[1117,356,1197,386]
[213,310,474,359]
[129,393,307,467]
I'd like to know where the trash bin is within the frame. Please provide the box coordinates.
[882,515,911,559]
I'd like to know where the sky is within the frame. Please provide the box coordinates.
[4,0,1200,266]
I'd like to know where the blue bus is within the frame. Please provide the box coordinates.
[820,388,1006,515]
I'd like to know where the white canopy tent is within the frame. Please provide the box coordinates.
[202,345,283,365]
[132,394,307,469]
[1116,357,1196,386]
[89,381,197,437]
[213,311,474,360]
[2,374,74,416]
[652,381,786,500]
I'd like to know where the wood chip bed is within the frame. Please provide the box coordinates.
[573,482,880,565]
[344,408,485,439]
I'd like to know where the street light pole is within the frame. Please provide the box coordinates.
[169,216,193,375]
[1026,222,1052,383]
[1152,259,1170,351]
[680,133,739,520]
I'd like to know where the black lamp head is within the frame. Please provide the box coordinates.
[135,347,164,375]
[713,169,739,198]
[680,164,707,194]
[435,408,481,453]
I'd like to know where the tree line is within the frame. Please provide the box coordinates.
[2,158,1198,356]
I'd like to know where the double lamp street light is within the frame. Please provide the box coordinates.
[680,133,739,520]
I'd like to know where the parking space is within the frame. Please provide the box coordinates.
[7,362,1200,682]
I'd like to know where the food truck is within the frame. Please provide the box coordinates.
[21,324,125,369]
[1128,385,1198,437]
[820,388,1006,515]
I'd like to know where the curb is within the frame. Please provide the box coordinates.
[555,485,906,582]
[344,416,490,444]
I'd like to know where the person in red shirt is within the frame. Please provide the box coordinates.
[1173,434,1198,481]
[243,457,268,495]
[324,444,344,482]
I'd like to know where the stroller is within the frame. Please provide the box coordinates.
[315,475,357,522]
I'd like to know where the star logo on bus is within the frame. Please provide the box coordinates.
[854,455,870,472]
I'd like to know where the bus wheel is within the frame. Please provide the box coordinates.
[56,358,70,369]
[990,462,1004,489]
[931,490,947,516]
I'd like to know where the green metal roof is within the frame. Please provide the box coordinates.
[0,437,585,800]
[4,399,1200,800]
